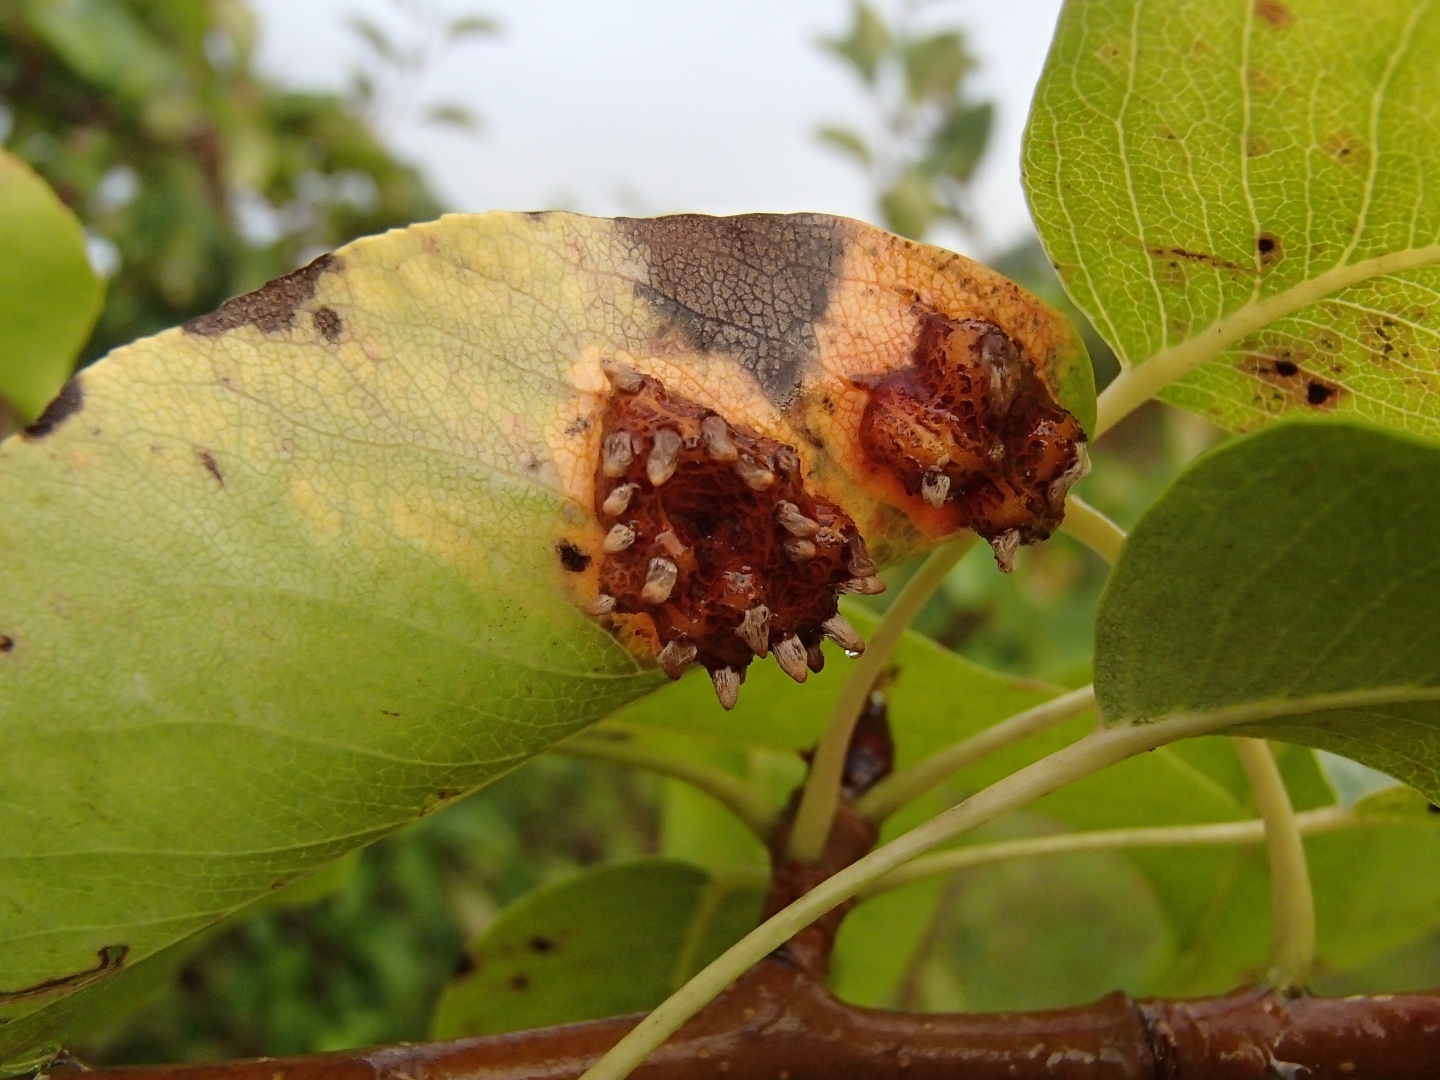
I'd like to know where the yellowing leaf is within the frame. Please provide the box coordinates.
[0,212,1088,1052]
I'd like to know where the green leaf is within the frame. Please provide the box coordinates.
[429,860,765,1037]
[816,125,873,168]
[1024,0,1440,436]
[820,2,892,85]
[21,0,187,106]
[901,33,972,103]
[923,102,993,183]
[1095,420,1440,799]
[447,15,500,40]
[0,150,104,421]
[424,103,480,132]
[880,169,947,240]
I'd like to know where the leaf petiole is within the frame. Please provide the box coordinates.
[554,732,780,841]
[786,533,976,862]
[856,684,1097,823]
[860,803,1357,898]
[1233,736,1316,996]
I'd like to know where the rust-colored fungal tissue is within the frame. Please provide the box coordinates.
[589,365,876,708]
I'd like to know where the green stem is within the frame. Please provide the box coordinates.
[857,685,1097,823]
[786,534,977,862]
[861,804,1356,898]
[1060,495,1127,564]
[554,735,779,841]
[1233,736,1316,995]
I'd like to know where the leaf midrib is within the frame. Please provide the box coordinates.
[1094,243,1440,435]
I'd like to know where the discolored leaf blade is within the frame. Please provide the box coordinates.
[0,211,1089,1059]
[0,150,103,421]
[429,860,765,1038]
[1095,420,1440,798]
[1025,0,1440,436]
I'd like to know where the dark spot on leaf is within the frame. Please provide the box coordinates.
[1257,233,1282,266]
[617,214,848,409]
[528,935,556,953]
[0,945,128,1003]
[1428,803,1440,814]
[1254,0,1292,27]
[509,972,531,991]
[380,709,400,717]
[197,449,224,486]
[453,953,477,976]
[313,306,343,342]
[22,377,84,440]
[565,415,592,436]
[1325,132,1369,169]
[557,540,592,572]
[0,635,12,652]
[1247,137,1271,158]
[1243,352,1345,412]
[184,254,342,336]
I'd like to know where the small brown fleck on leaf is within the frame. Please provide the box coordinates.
[1325,132,1369,170]
[184,254,342,336]
[197,449,224,487]
[313,306,343,342]
[528,935,556,953]
[1256,233,1283,266]
[22,377,84,440]
[556,540,592,573]
[1247,136,1271,158]
[0,635,13,653]
[380,709,400,717]
[1147,245,1245,272]
[1255,0,1293,27]
[509,972,531,991]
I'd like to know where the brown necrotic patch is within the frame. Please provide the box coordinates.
[617,214,847,410]
[184,253,341,336]
[22,376,84,440]
[856,314,1088,571]
[1244,351,1346,412]
[589,366,877,708]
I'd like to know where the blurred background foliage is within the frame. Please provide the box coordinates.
[2,0,1436,1067]
[0,0,448,370]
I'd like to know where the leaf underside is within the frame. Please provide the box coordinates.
[1025,0,1440,437]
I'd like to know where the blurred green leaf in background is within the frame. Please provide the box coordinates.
[0,146,101,428]
[0,0,454,366]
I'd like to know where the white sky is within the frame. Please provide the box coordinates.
[248,0,1065,258]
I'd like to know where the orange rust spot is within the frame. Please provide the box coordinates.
[590,370,876,690]
[1255,0,1293,27]
[855,315,1088,551]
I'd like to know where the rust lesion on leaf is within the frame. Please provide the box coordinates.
[576,364,877,707]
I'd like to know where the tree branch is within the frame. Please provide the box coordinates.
[76,964,1440,1080]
